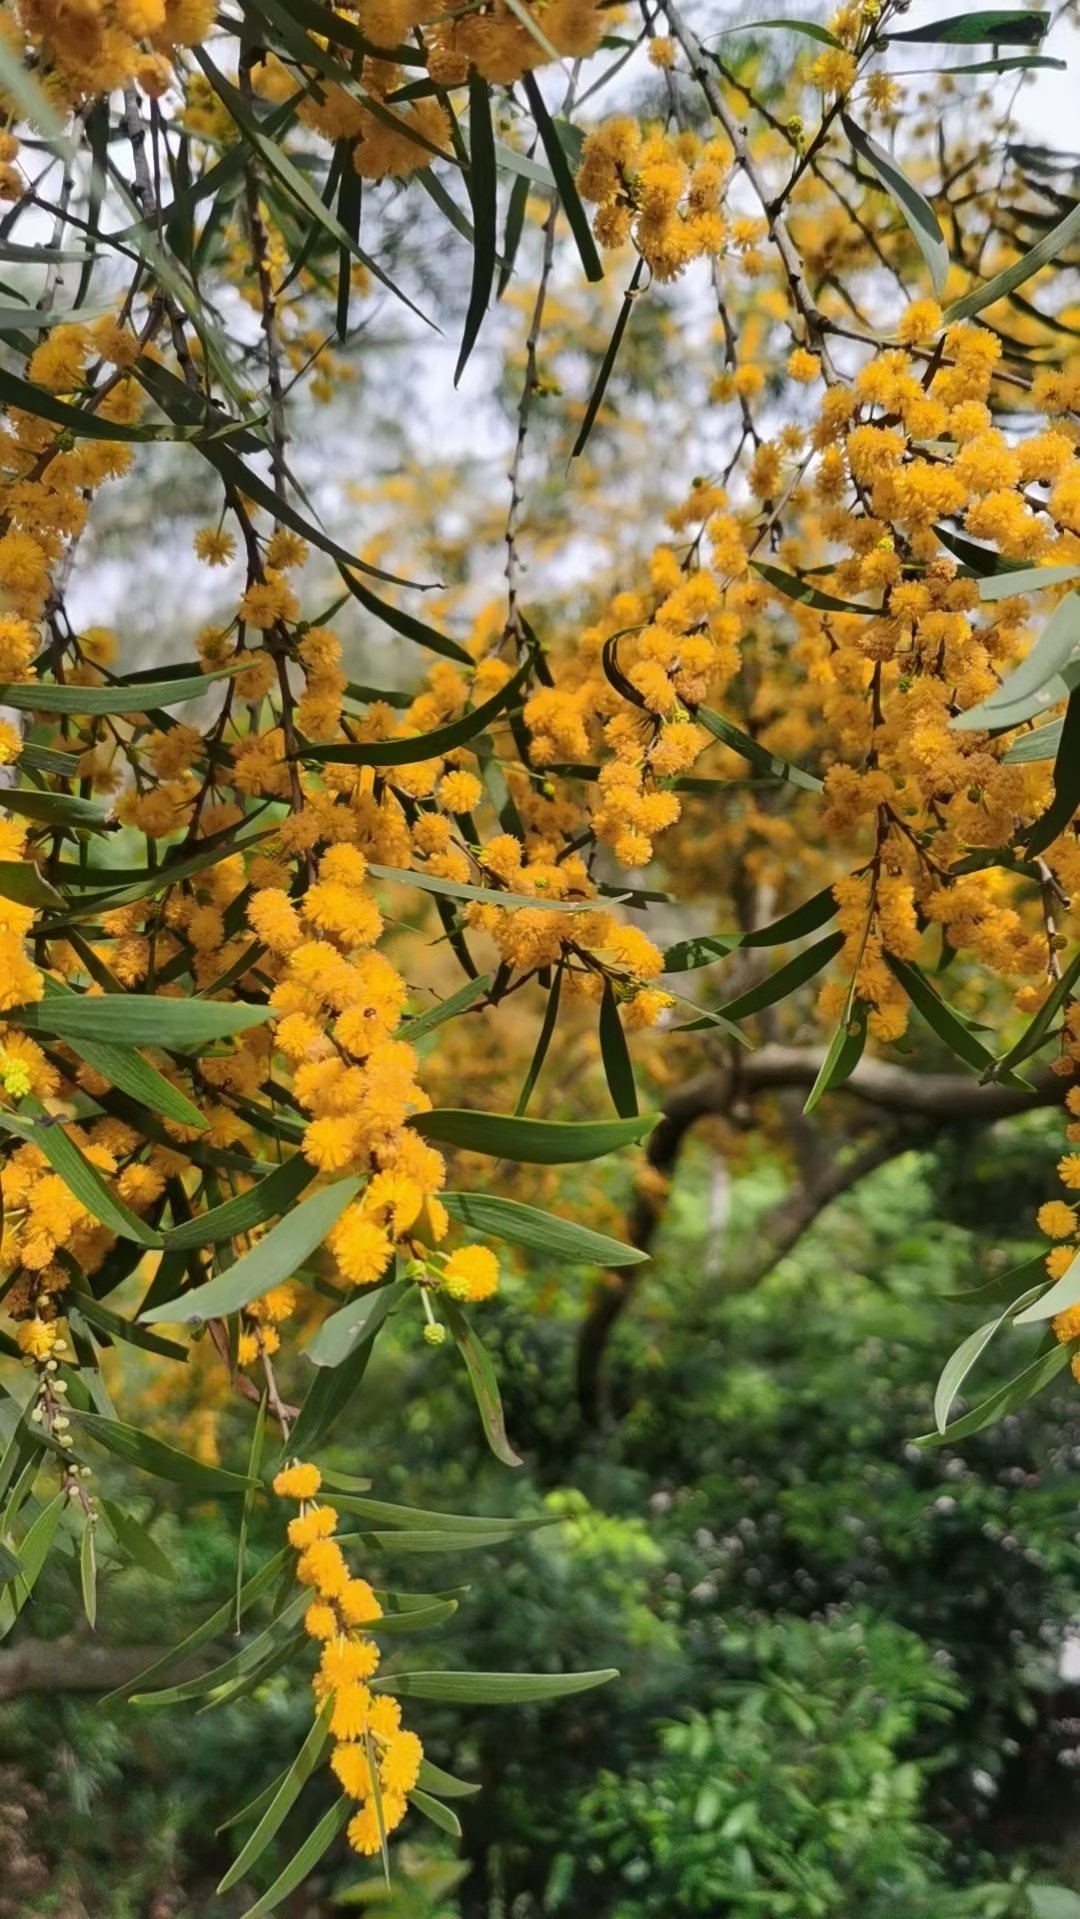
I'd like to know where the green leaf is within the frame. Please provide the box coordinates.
[366,862,594,913]
[841,113,948,296]
[1013,1244,1080,1325]
[16,993,271,1050]
[329,1492,548,1536]
[1025,689,1080,856]
[377,1667,618,1704]
[237,1796,351,1919]
[133,1590,307,1707]
[334,566,473,665]
[1,788,111,833]
[498,170,530,298]
[952,592,1080,727]
[571,261,642,461]
[933,1284,1046,1430]
[0,860,64,910]
[1003,717,1062,763]
[713,16,841,45]
[106,1550,288,1704]
[28,1121,162,1248]
[803,999,868,1115]
[410,1107,655,1163]
[305,1277,409,1369]
[598,982,638,1119]
[456,70,497,383]
[0,660,249,715]
[341,1527,520,1554]
[713,930,845,1025]
[142,1177,360,1327]
[945,1253,1048,1306]
[408,1790,461,1838]
[301,653,531,765]
[165,1154,314,1253]
[59,1034,206,1133]
[399,974,493,1045]
[888,10,1048,44]
[994,948,1080,1078]
[515,965,563,1116]
[0,1537,21,1582]
[979,565,1080,601]
[885,955,1006,1077]
[218,1697,333,1893]
[663,885,839,971]
[71,1291,187,1363]
[99,1499,173,1580]
[442,1299,521,1468]
[917,1337,1079,1447]
[0,1493,65,1640]
[441,1191,646,1267]
[752,561,872,614]
[945,194,1080,324]
[80,1520,97,1631]
[522,74,603,283]
[236,1392,268,1630]
[416,1757,480,1799]
[288,1327,377,1457]
[695,706,822,791]
[70,1411,254,1493]
[1029,1888,1080,1919]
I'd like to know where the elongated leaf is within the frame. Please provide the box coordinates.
[516,965,563,1116]
[367,861,593,914]
[995,949,1080,1079]
[888,10,1048,44]
[1014,1245,1080,1324]
[61,1035,206,1132]
[663,885,839,971]
[945,1253,1048,1306]
[0,860,64,910]
[1003,717,1062,763]
[409,1790,461,1837]
[378,1666,617,1704]
[456,70,497,382]
[411,1107,654,1162]
[2,788,111,833]
[498,170,530,297]
[218,1698,333,1893]
[288,1324,377,1457]
[0,1537,20,1581]
[343,1526,520,1554]
[417,1757,481,1799]
[753,561,871,615]
[933,1286,1045,1431]
[133,1591,307,1707]
[236,1391,268,1630]
[598,982,638,1119]
[571,260,642,460]
[72,1291,187,1363]
[17,993,271,1049]
[29,1122,162,1248]
[803,999,868,1114]
[330,1492,547,1536]
[954,592,1080,728]
[105,1550,288,1703]
[0,660,247,715]
[979,564,1080,601]
[142,1177,360,1327]
[696,706,822,791]
[165,1154,314,1252]
[305,1277,408,1369]
[99,1499,173,1580]
[441,1191,646,1267]
[522,74,603,282]
[443,1299,521,1467]
[399,974,493,1045]
[237,1796,351,1919]
[917,1337,1079,1447]
[70,1411,254,1493]
[713,930,845,1025]
[714,16,841,45]
[80,1520,97,1631]
[885,955,1005,1077]
[335,566,472,665]
[0,1493,64,1639]
[842,113,948,296]
[303,654,530,766]
[946,193,1080,324]
[1025,689,1080,856]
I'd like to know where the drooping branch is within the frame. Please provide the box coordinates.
[574,1048,1062,1425]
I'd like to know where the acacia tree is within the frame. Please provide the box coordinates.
[3,0,1080,1899]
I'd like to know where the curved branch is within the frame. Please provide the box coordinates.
[574,1047,1061,1425]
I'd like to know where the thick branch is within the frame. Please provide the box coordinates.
[0,1636,209,1699]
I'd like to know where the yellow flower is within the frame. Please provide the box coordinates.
[273,1461,322,1500]
[1038,1201,1077,1240]
[442,1245,500,1303]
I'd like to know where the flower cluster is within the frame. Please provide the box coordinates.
[274,1463,424,1856]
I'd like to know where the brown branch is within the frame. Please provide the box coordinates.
[574,1046,1062,1425]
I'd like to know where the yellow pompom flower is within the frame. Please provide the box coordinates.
[1038,1200,1077,1240]
[287,1507,339,1552]
[273,1462,322,1500]
[442,1245,500,1302]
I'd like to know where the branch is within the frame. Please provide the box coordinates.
[0,1636,209,1699]
[574,1046,1062,1424]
